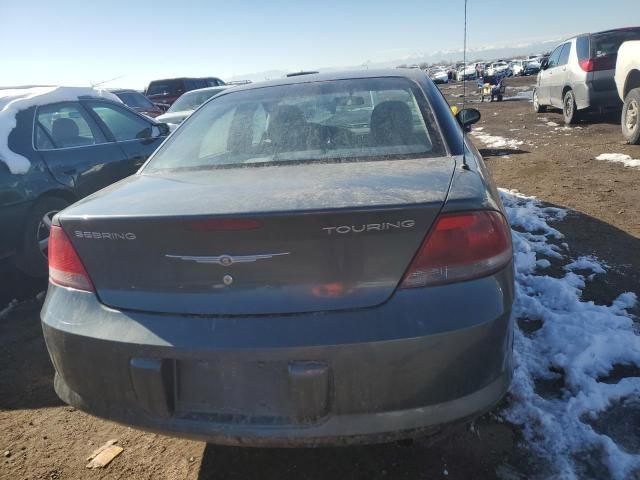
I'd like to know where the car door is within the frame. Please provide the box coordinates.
[538,45,563,105]
[34,101,130,199]
[83,100,167,173]
[550,43,572,106]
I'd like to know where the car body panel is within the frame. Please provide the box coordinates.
[60,157,455,315]
[615,40,640,100]
[42,263,513,445]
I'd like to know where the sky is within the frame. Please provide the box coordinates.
[1,0,639,89]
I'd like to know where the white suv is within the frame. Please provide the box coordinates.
[615,40,640,144]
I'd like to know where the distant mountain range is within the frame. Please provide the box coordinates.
[228,37,568,83]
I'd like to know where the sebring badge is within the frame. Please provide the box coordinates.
[165,252,290,265]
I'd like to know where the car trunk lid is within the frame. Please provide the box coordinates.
[60,158,455,315]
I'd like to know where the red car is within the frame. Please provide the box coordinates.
[111,89,164,118]
[144,77,225,107]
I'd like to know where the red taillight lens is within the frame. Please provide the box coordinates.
[48,226,94,292]
[400,211,512,288]
[579,59,594,72]
[580,57,615,72]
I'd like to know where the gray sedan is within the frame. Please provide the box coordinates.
[41,69,514,446]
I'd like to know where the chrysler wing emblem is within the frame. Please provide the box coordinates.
[165,252,289,266]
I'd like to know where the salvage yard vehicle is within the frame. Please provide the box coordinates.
[487,62,511,77]
[110,89,164,118]
[42,69,514,446]
[145,77,226,108]
[428,67,449,84]
[533,27,640,124]
[523,60,541,76]
[156,86,228,125]
[615,40,640,144]
[0,87,170,276]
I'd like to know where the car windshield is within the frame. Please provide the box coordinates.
[116,91,155,109]
[592,28,640,57]
[144,77,445,172]
[168,88,225,113]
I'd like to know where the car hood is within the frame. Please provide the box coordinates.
[156,110,191,124]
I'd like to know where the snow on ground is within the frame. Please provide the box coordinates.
[596,153,640,169]
[499,189,640,480]
[471,127,524,149]
[505,90,533,102]
[0,86,120,174]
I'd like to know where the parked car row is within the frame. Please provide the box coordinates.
[427,57,545,83]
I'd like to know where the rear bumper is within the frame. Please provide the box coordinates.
[574,82,622,110]
[41,266,514,446]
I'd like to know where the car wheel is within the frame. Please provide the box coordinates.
[622,87,640,145]
[562,89,579,125]
[533,89,546,113]
[14,196,70,278]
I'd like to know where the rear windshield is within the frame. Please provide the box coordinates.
[116,91,155,109]
[168,88,226,113]
[592,29,640,58]
[147,80,182,97]
[144,77,446,172]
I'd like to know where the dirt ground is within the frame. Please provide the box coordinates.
[1,75,639,480]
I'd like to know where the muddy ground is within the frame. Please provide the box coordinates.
[1,75,639,480]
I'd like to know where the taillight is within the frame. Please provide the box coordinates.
[579,59,594,72]
[400,211,512,288]
[48,226,94,292]
[579,56,616,72]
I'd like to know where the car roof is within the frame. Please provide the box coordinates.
[223,69,427,94]
[148,77,222,84]
[565,26,640,40]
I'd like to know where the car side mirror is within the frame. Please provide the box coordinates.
[540,59,549,70]
[151,123,171,138]
[457,108,481,130]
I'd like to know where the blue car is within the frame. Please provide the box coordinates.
[0,87,170,276]
[41,70,514,446]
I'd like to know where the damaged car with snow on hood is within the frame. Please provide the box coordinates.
[0,86,171,276]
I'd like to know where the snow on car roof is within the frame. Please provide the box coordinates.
[0,86,120,174]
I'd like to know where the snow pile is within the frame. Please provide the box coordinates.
[0,86,120,174]
[500,189,640,480]
[596,153,640,169]
[471,128,524,149]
